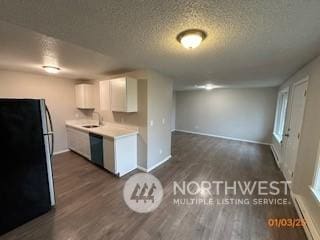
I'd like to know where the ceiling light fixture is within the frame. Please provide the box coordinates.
[42,66,60,74]
[195,84,218,90]
[177,29,207,49]
[205,84,215,90]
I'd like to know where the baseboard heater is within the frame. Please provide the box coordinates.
[293,195,320,240]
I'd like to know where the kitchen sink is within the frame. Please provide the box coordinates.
[82,125,99,129]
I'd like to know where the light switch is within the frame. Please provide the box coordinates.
[150,120,154,127]
[162,118,166,125]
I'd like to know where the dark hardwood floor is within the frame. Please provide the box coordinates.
[1,132,306,240]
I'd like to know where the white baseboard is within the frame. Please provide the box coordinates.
[53,149,70,156]
[175,129,271,146]
[270,144,281,168]
[137,166,148,172]
[292,194,320,240]
[138,155,172,173]
[119,165,138,177]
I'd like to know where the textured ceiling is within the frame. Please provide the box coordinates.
[0,0,320,89]
[0,21,126,80]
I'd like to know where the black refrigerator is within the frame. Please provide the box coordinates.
[0,99,55,235]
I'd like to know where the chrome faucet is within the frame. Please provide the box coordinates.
[93,111,103,126]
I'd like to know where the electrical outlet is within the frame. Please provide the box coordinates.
[150,120,154,127]
[162,118,166,125]
[195,125,199,129]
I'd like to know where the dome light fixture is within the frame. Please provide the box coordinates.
[195,84,219,90]
[205,84,215,90]
[42,65,60,74]
[177,29,207,49]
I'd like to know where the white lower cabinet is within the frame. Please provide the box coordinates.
[103,137,115,172]
[66,127,91,160]
[66,126,137,177]
[103,135,137,177]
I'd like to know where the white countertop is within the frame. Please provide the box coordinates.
[65,119,138,139]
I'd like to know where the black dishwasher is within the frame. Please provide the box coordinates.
[89,133,104,167]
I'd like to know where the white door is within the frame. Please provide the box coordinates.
[283,78,308,181]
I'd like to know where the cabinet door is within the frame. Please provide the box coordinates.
[75,84,94,109]
[114,135,137,177]
[110,78,126,112]
[99,80,110,111]
[77,131,91,160]
[66,128,77,151]
[66,127,91,160]
[103,137,115,173]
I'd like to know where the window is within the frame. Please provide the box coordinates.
[273,89,289,142]
[311,141,320,203]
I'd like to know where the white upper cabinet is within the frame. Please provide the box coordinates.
[99,80,111,111]
[110,77,138,112]
[75,84,94,109]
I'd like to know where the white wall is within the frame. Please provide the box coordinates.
[0,70,83,153]
[176,87,278,144]
[171,91,176,131]
[147,71,173,169]
[272,56,320,235]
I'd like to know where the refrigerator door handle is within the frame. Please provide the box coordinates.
[44,131,54,136]
[40,100,56,206]
[45,133,54,160]
[45,105,54,159]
